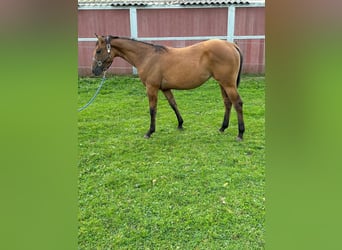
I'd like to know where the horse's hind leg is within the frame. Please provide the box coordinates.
[162,89,184,129]
[219,85,232,132]
[221,84,245,140]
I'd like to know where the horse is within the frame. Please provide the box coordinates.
[91,35,245,140]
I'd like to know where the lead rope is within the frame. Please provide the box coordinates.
[78,73,106,112]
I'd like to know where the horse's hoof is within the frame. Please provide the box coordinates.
[236,136,243,141]
[177,126,184,130]
[144,134,151,139]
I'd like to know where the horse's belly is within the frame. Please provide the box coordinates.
[162,64,211,90]
[162,74,210,90]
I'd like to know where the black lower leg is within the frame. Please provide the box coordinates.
[145,107,156,138]
[236,100,244,140]
[220,101,232,132]
[163,90,183,130]
[219,114,229,132]
[219,86,232,133]
[238,121,245,139]
[170,104,183,129]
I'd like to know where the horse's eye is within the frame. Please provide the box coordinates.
[96,49,101,54]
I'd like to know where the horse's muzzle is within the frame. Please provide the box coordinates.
[92,66,103,76]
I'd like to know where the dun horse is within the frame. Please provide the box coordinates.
[92,35,245,140]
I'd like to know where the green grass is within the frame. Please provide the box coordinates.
[78,75,265,249]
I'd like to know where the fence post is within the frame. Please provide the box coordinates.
[227,6,236,42]
[130,7,138,75]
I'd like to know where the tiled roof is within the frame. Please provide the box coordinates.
[78,0,264,7]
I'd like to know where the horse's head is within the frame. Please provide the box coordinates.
[92,34,114,76]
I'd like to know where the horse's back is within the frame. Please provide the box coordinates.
[176,39,240,67]
[156,39,241,89]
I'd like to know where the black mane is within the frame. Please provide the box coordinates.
[109,36,168,53]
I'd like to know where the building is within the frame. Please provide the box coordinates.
[78,0,265,75]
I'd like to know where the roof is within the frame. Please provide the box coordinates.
[78,0,265,7]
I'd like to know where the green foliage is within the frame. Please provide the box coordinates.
[78,76,265,249]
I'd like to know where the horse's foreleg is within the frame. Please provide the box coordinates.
[162,90,183,129]
[219,85,232,132]
[145,86,159,138]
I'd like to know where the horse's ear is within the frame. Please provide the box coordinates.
[95,34,105,43]
[95,33,102,41]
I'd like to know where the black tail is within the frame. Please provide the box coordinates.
[235,45,243,88]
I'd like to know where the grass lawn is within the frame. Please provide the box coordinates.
[78,75,265,249]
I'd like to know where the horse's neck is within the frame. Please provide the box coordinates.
[113,39,149,68]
